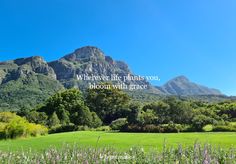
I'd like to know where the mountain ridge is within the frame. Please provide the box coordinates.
[0,46,226,110]
[48,46,159,93]
[157,75,222,96]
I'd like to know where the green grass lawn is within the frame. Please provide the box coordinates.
[0,131,236,152]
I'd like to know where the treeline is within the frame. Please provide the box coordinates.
[1,84,236,138]
[18,85,236,133]
[17,86,130,133]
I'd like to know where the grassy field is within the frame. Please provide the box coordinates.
[0,131,236,152]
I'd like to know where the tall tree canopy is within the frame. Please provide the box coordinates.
[38,89,101,127]
[86,83,131,124]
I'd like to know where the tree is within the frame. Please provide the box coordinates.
[58,108,70,125]
[143,101,170,124]
[71,105,92,126]
[142,98,194,124]
[38,89,98,127]
[90,112,102,128]
[137,109,158,125]
[192,114,216,131]
[127,103,140,124]
[162,97,194,124]
[39,89,85,117]
[86,83,131,124]
[48,112,60,127]
[25,111,48,126]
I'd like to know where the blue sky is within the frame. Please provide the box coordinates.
[0,0,235,95]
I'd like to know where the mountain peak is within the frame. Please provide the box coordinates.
[159,76,222,95]
[74,46,103,53]
[172,75,189,82]
[63,46,105,61]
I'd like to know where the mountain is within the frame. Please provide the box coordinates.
[48,46,161,93]
[0,46,227,110]
[157,76,222,95]
[0,46,161,110]
[0,56,64,111]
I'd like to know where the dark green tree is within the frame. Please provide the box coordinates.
[71,104,92,126]
[48,112,60,127]
[86,83,131,124]
[90,112,103,128]
[38,89,102,127]
[25,111,48,126]
[127,103,140,124]
[192,114,216,131]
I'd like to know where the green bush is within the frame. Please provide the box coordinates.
[77,125,89,131]
[0,112,48,139]
[229,122,236,127]
[4,117,28,138]
[0,123,7,138]
[212,125,236,132]
[0,112,18,122]
[121,124,163,133]
[121,124,143,132]
[122,123,185,133]
[49,124,77,134]
[202,124,213,132]
[142,124,163,133]
[110,118,128,130]
[27,123,48,136]
[161,123,183,133]
[93,126,111,131]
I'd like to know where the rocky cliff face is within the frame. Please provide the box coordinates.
[13,56,57,79]
[158,76,222,95]
[49,46,160,93]
[0,56,57,84]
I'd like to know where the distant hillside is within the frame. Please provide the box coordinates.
[157,76,222,96]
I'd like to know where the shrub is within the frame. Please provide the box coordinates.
[0,112,17,123]
[93,126,111,131]
[77,125,89,131]
[230,118,236,122]
[161,123,183,133]
[121,124,143,132]
[121,124,163,133]
[0,123,7,138]
[49,124,77,134]
[229,122,236,127]
[110,118,128,130]
[142,124,163,133]
[122,123,185,133]
[4,117,28,138]
[202,124,213,132]
[0,112,48,139]
[27,123,48,136]
[212,125,236,132]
